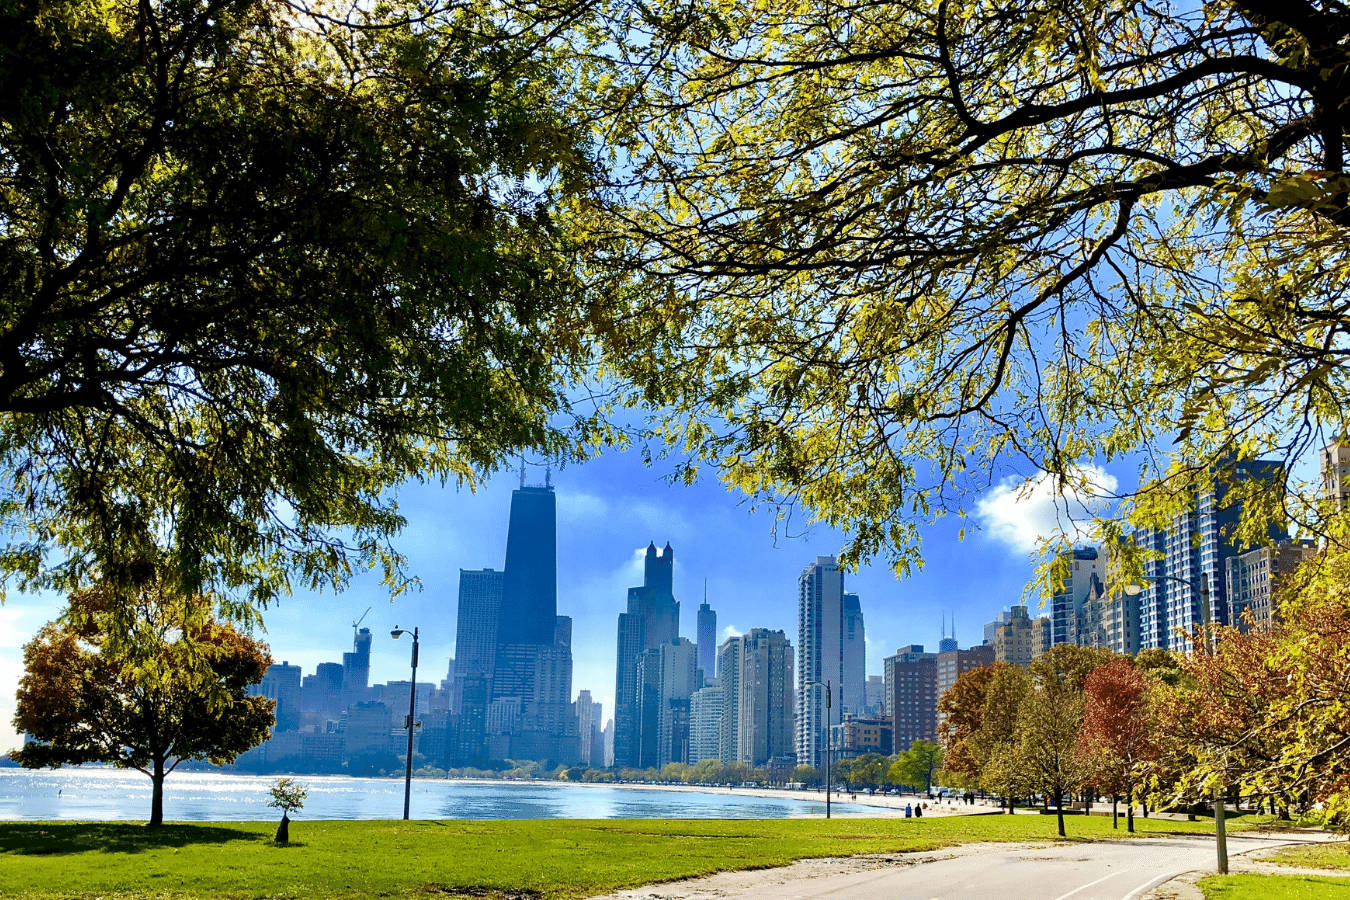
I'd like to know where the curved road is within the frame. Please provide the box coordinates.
[594,833,1329,900]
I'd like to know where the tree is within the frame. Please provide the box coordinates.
[13,581,274,825]
[582,0,1350,576]
[973,665,1033,813]
[890,740,944,793]
[1016,685,1085,838]
[1075,659,1152,831]
[791,765,821,787]
[0,0,605,611]
[938,663,1005,783]
[267,778,307,844]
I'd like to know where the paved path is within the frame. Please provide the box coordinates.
[591,833,1334,900]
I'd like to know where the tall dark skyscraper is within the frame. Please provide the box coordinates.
[500,483,558,644]
[613,541,679,768]
[341,627,372,708]
[454,567,502,718]
[696,590,716,682]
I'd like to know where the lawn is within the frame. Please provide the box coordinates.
[0,814,1261,899]
[1198,874,1350,899]
[1262,840,1350,871]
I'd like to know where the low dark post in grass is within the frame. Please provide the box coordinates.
[267,778,308,845]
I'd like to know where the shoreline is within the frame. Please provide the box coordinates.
[448,776,995,817]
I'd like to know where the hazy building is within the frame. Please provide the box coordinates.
[256,661,302,732]
[689,679,723,763]
[983,609,1012,646]
[842,593,866,716]
[602,718,615,767]
[865,674,885,716]
[341,627,373,707]
[613,542,679,768]
[796,556,846,768]
[697,596,717,683]
[301,661,344,723]
[343,701,391,762]
[637,637,699,767]
[885,645,936,753]
[575,689,597,766]
[1226,540,1318,628]
[454,567,502,702]
[935,644,994,724]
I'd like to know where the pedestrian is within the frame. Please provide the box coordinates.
[915,803,923,818]
[905,803,912,818]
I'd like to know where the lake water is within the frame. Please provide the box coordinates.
[0,767,871,821]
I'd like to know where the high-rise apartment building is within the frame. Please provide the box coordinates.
[636,637,699,767]
[1225,540,1318,628]
[716,636,742,764]
[689,679,723,763]
[865,674,885,716]
[1052,548,1104,647]
[885,644,937,754]
[1136,459,1287,651]
[697,596,717,683]
[1079,575,1141,655]
[988,606,1033,667]
[737,628,795,766]
[613,542,679,768]
[935,644,994,724]
[796,556,846,768]
[576,689,597,766]
[842,593,866,715]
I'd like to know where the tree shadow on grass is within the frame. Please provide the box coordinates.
[0,822,263,856]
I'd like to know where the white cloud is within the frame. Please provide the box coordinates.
[720,624,743,641]
[558,491,609,524]
[975,465,1118,554]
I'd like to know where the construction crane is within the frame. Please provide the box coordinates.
[352,606,372,646]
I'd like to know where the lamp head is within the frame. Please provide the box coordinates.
[391,627,406,639]
[1123,584,1143,597]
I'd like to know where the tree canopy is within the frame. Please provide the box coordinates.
[13,581,274,825]
[580,0,1350,571]
[0,0,605,610]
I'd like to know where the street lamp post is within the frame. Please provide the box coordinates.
[391,625,419,821]
[1127,572,1227,874]
[805,679,833,819]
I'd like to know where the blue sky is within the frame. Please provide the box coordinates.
[0,449,1113,753]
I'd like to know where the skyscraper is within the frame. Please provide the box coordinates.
[576,689,597,766]
[988,605,1034,667]
[636,637,699,767]
[341,627,372,708]
[935,644,993,725]
[885,644,937,753]
[697,592,717,683]
[454,568,502,704]
[736,628,795,766]
[493,480,559,700]
[256,661,302,732]
[689,679,723,763]
[796,556,845,768]
[1051,547,1104,647]
[717,636,742,764]
[842,592,866,715]
[1137,459,1286,651]
[613,541,679,768]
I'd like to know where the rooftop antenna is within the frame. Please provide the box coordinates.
[519,458,526,489]
[545,463,552,488]
[704,578,708,603]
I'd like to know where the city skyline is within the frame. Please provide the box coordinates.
[0,447,1288,754]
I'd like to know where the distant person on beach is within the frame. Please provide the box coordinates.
[904,804,912,817]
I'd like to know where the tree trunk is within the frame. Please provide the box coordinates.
[1055,792,1065,837]
[275,812,290,844]
[148,759,165,828]
[1112,794,1119,829]
[1127,803,1135,833]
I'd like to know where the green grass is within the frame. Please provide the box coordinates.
[1199,874,1350,899]
[0,814,1263,899]
[1263,841,1350,871]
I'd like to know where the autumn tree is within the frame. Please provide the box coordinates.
[975,665,1033,813]
[578,0,1350,576]
[13,582,274,825]
[937,663,1003,783]
[0,0,607,612]
[890,740,944,794]
[1076,658,1152,831]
